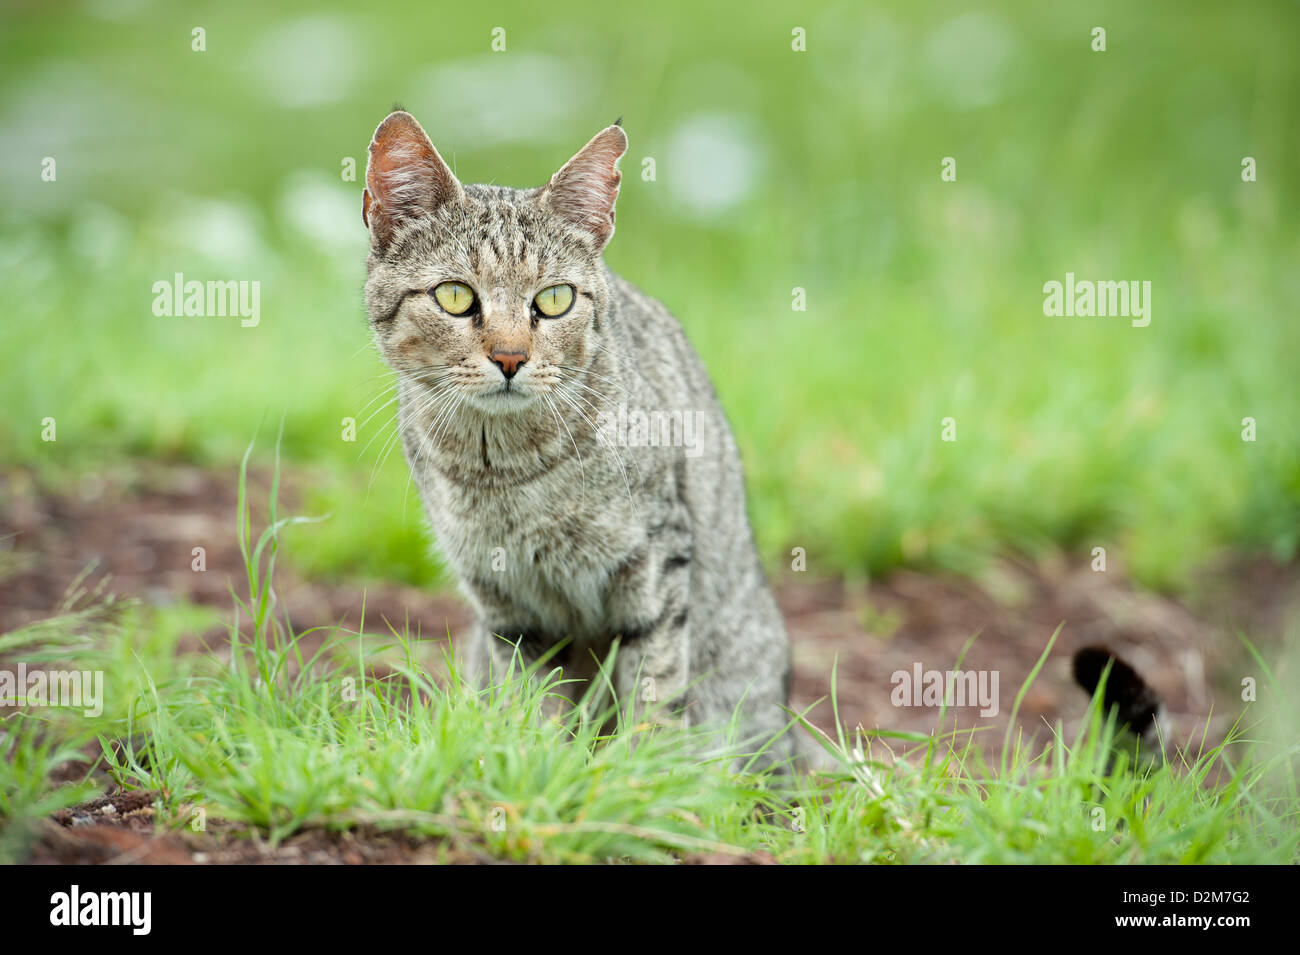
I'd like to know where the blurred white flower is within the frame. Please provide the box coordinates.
[150,194,269,271]
[247,16,363,109]
[68,201,132,269]
[278,170,361,255]
[411,54,594,148]
[663,113,764,222]
[922,14,1017,110]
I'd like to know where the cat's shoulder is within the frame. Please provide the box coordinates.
[606,268,679,329]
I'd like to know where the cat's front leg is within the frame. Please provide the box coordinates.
[612,607,691,730]
[458,619,532,688]
[465,616,585,722]
[607,499,696,729]
[457,620,494,688]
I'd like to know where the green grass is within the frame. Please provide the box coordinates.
[2,458,1296,864]
[1,0,1298,591]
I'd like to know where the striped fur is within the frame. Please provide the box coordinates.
[361,111,794,765]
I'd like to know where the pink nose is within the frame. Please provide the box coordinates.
[490,351,528,379]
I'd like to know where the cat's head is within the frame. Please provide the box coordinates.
[361,109,626,415]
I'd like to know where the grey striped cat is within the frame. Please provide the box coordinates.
[361,109,795,766]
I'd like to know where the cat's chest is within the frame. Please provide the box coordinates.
[419,460,645,625]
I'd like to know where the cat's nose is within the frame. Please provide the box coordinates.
[490,350,528,380]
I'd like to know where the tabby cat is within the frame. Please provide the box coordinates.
[360,109,795,765]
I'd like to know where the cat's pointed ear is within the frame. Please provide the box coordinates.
[542,124,628,250]
[363,110,462,250]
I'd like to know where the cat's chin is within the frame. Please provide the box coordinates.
[469,388,535,416]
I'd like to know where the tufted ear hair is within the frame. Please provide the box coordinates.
[363,110,462,250]
[541,122,628,250]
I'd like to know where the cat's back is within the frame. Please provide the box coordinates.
[601,268,759,572]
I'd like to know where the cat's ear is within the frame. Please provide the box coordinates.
[363,110,462,250]
[542,123,628,250]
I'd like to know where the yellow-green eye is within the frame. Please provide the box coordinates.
[432,281,475,315]
[534,284,575,318]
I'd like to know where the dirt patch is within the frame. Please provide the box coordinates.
[0,464,469,644]
[32,790,776,865]
[4,463,1298,864]
[785,559,1277,750]
[32,791,486,864]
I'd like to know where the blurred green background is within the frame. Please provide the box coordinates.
[1,0,1297,591]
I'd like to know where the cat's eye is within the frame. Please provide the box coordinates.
[534,284,575,318]
[431,281,475,315]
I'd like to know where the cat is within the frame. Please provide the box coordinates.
[360,109,796,767]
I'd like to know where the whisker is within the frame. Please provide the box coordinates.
[544,392,586,508]
[408,383,463,475]
[349,382,398,433]
[366,380,449,492]
[348,340,377,361]
[557,363,625,390]
[354,376,448,464]
[556,375,616,406]
[357,393,401,432]
[403,387,464,516]
[552,384,638,514]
